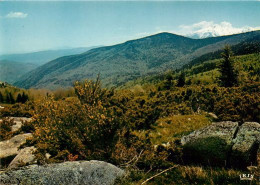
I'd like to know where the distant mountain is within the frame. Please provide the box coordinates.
[188,28,259,39]
[0,60,38,84]
[14,31,260,90]
[0,47,98,84]
[0,47,98,66]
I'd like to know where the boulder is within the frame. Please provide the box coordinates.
[8,117,32,122]
[231,122,260,168]
[0,133,32,167]
[181,121,239,166]
[0,160,125,185]
[8,117,32,132]
[181,121,238,145]
[8,146,37,169]
[181,121,260,168]
[0,117,32,132]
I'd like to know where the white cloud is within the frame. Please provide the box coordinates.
[179,21,260,38]
[6,12,28,18]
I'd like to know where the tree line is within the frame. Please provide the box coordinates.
[0,91,29,104]
[161,45,238,90]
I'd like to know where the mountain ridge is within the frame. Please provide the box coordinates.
[14,31,260,90]
[0,47,98,66]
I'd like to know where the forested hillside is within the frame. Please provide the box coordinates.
[14,31,260,90]
[0,61,37,84]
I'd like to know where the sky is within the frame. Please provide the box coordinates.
[0,1,260,54]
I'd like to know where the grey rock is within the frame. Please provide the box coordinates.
[0,160,125,185]
[8,146,37,169]
[11,121,22,132]
[8,117,32,122]
[8,117,32,132]
[231,122,260,167]
[0,117,32,132]
[181,121,260,168]
[181,121,238,166]
[0,133,32,160]
[181,121,238,145]
[45,153,51,160]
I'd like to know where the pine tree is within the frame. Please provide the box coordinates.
[16,93,22,103]
[163,73,174,90]
[5,93,10,103]
[176,72,185,87]
[0,92,3,103]
[8,93,15,104]
[218,45,238,87]
[21,92,29,103]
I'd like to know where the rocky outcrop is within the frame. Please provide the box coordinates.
[231,122,260,168]
[0,133,32,159]
[181,121,260,168]
[9,117,32,132]
[0,160,125,185]
[0,133,32,168]
[0,117,32,132]
[8,146,37,169]
[181,121,238,146]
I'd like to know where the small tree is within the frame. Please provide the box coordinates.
[8,93,15,104]
[21,92,29,103]
[163,72,174,90]
[177,72,185,87]
[74,75,108,105]
[16,93,22,103]
[218,45,238,87]
[0,92,3,103]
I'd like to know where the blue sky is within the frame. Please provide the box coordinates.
[0,1,260,54]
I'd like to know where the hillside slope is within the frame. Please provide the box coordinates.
[0,60,37,84]
[0,47,97,66]
[122,53,260,89]
[15,31,260,90]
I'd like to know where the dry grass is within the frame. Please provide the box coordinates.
[180,166,207,180]
[148,115,211,145]
[116,165,256,185]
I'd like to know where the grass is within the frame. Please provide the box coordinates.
[0,103,11,107]
[148,115,211,145]
[116,165,258,185]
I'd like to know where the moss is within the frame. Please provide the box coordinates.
[183,137,232,167]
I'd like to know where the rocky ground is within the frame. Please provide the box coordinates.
[0,160,124,185]
[181,121,260,169]
[0,117,125,185]
[0,118,259,184]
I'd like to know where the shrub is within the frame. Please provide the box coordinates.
[30,97,122,162]
[74,75,109,106]
[0,102,33,118]
[0,118,15,141]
